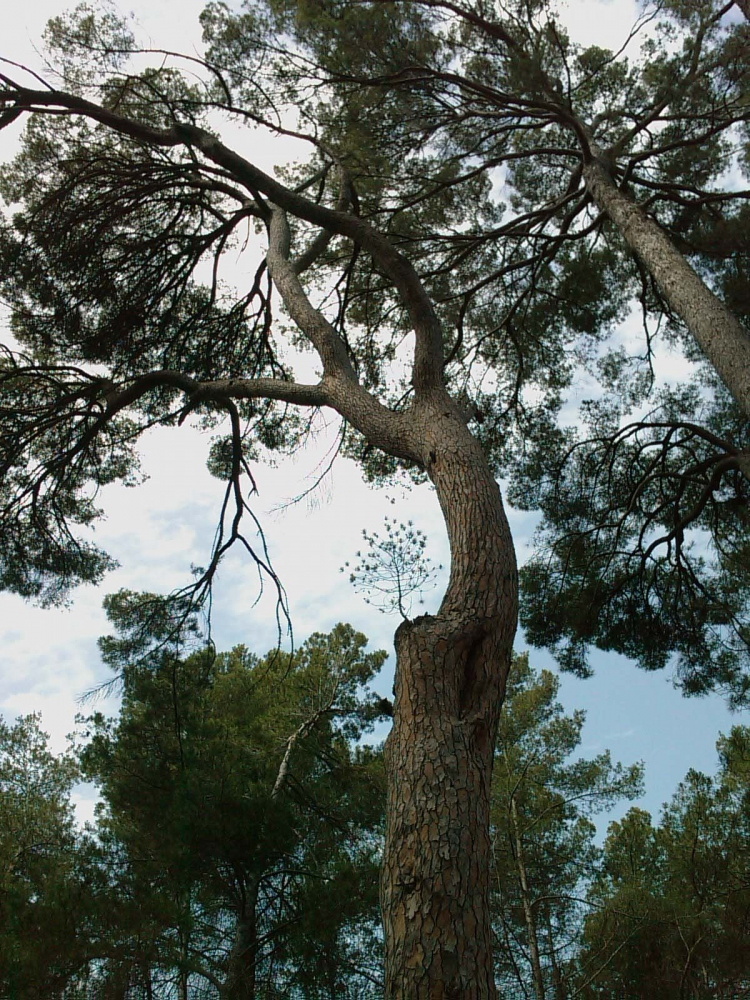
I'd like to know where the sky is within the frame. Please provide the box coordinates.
[0,0,745,835]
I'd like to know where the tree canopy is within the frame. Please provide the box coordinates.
[0,622,389,999]
[0,0,748,694]
[0,713,91,998]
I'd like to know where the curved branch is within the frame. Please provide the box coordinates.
[174,123,445,394]
[0,83,447,394]
[266,206,357,382]
[265,207,421,463]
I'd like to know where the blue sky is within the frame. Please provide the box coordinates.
[0,0,745,835]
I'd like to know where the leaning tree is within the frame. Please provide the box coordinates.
[0,0,749,995]
[0,9,518,993]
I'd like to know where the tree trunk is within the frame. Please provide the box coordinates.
[544,908,566,1000]
[223,881,259,1000]
[178,928,190,1000]
[510,796,546,1000]
[583,156,750,419]
[381,401,518,999]
[142,962,155,1000]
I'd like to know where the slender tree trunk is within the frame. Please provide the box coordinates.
[496,900,531,995]
[142,962,155,1000]
[543,908,566,1000]
[223,881,259,1000]
[381,401,518,999]
[509,796,546,1000]
[583,156,750,419]
[178,927,190,1000]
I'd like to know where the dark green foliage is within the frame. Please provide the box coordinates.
[0,714,99,998]
[579,729,750,998]
[0,620,388,998]
[515,379,750,703]
[3,645,750,997]
[77,619,388,995]
[490,654,643,995]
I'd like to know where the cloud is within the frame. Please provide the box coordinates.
[609,728,636,740]
[555,0,643,51]
[71,783,101,829]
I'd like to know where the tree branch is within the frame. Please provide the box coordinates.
[265,207,421,462]
[173,123,446,394]
[292,164,355,275]
[0,82,447,395]
[266,206,357,382]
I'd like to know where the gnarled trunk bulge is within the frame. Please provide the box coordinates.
[382,402,518,999]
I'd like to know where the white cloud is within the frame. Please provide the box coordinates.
[555,0,643,52]
[71,783,101,829]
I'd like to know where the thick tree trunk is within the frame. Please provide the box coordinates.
[381,401,518,998]
[584,157,750,419]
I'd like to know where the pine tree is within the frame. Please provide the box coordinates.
[0,1,748,992]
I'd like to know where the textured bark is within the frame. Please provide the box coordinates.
[381,399,518,999]
[584,158,750,418]
[265,195,521,995]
